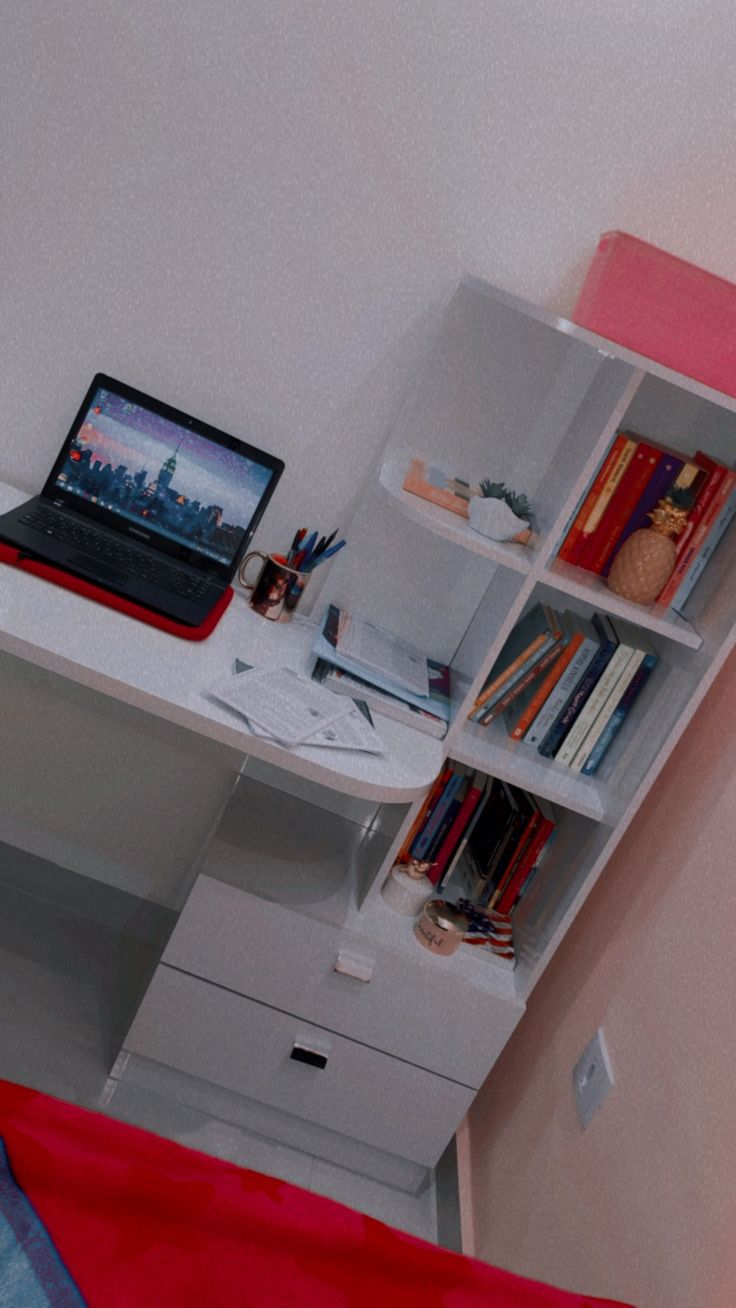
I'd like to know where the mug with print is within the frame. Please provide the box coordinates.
[238,551,310,622]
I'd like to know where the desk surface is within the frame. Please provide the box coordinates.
[0,483,442,802]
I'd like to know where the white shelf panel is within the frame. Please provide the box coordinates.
[449,718,606,823]
[541,558,702,649]
[379,455,534,574]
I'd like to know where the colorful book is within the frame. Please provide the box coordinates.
[558,433,637,564]
[402,458,474,518]
[396,766,453,863]
[670,486,736,613]
[569,644,648,772]
[494,803,557,915]
[658,452,725,591]
[601,449,684,575]
[538,614,618,758]
[503,612,587,740]
[420,772,470,865]
[658,461,736,608]
[578,440,663,573]
[520,616,601,748]
[471,604,564,716]
[475,630,567,725]
[553,616,644,767]
[437,776,494,890]
[412,766,466,860]
[429,771,486,885]
[581,652,658,775]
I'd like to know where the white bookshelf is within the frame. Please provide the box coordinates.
[353,277,735,1013]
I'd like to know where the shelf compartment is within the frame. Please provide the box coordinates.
[541,558,702,649]
[449,718,606,823]
[200,771,407,929]
[379,454,533,574]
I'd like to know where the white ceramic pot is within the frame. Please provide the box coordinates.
[468,495,529,541]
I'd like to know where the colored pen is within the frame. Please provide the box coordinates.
[297,530,319,571]
[305,539,345,570]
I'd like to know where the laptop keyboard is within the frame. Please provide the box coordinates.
[18,506,217,601]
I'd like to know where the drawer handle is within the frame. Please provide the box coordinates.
[333,950,373,983]
[290,1043,328,1070]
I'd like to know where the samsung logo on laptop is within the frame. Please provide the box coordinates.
[128,526,151,541]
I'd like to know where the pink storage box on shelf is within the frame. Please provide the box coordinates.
[573,230,736,398]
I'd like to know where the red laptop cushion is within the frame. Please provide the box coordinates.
[0,542,232,640]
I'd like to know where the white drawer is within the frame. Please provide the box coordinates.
[163,875,522,1088]
[124,965,474,1166]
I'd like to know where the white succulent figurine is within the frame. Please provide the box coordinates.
[469,480,534,543]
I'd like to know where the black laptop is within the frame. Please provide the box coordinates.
[0,374,284,627]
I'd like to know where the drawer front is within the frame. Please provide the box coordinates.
[163,877,522,1088]
[124,965,474,1166]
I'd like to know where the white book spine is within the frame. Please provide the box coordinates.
[523,637,598,747]
[569,649,646,772]
[555,644,636,767]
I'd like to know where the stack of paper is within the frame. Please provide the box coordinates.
[312,606,450,739]
[209,663,384,754]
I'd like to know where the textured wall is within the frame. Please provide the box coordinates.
[465,650,736,1307]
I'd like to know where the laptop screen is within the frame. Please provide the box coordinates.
[47,377,283,573]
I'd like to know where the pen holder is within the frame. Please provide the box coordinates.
[238,552,310,623]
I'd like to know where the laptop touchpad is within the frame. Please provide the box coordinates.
[67,553,128,583]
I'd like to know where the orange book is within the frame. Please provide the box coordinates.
[402,459,472,518]
[504,630,585,740]
[558,433,636,564]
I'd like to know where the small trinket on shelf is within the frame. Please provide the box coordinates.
[381,858,435,916]
[413,899,468,956]
[607,487,694,605]
[468,480,534,544]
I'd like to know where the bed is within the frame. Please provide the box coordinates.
[0,1078,633,1306]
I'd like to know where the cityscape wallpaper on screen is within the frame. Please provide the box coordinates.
[54,388,275,565]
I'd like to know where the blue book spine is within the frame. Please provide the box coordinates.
[412,770,464,859]
[581,653,658,775]
[670,491,736,613]
[538,616,617,759]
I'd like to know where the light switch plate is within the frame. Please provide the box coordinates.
[573,1028,614,1128]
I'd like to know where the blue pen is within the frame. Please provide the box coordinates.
[297,530,319,571]
[307,539,345,569]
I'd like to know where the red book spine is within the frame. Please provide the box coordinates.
[657,467,736,606]
[558,433,631,564]
[495,817,555,915]
[578,442,661,573]
[428,782,484,884]
[666,452,724,572]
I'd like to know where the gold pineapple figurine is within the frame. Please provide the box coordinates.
[607,489,693,605]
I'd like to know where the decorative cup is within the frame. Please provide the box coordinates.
[238,551,310,622]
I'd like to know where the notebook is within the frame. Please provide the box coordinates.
[0,374,284,627]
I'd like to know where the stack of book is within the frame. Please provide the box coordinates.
[394,766,560,967]
[469,603,659,776]
[312,605,451,739]
[557,430,736,611]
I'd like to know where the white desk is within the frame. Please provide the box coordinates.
[0,481,442,803]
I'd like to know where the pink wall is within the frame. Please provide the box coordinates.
[465,649,736,1307]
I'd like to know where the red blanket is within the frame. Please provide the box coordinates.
[0,1080,633,1307]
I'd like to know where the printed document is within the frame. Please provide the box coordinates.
[338,614,429,697]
